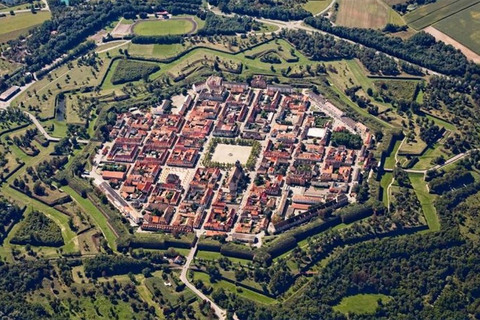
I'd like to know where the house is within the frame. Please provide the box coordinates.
[0,86,20,102]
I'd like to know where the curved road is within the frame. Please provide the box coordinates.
[180,243,227,320]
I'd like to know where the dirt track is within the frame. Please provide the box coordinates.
[424,26,480,64]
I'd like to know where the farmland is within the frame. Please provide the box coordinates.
[433,3,480,55]
[132,18,196,36]
[335,0,404,29]
[0,11,51,43]
[405,0,480,30]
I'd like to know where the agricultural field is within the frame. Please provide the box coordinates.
[335,0,404,29]
[132,18,197,36]
[433,2,480,55]
[0,11,51,43]
[405,0,480,30]
[333,294,392,315]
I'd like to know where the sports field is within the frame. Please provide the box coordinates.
[433,3,480,55]
[405,0,480,30]
[0,11,51,43]
[336,0,404,29]
[133,18,196,36]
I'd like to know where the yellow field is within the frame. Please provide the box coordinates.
[336,0,405,29]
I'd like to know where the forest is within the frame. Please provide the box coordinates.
[304,16,473,76]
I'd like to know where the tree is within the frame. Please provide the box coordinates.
[33,181,45,196]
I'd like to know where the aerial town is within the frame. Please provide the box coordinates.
[91,76,374,242]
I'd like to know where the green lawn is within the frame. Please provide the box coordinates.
[61,186,118,251]
[384,139,401,169]
[380,172,393,205]
[133,19,195,36]
[413,142,450,170]
[195,250,252,265]
[409,173,440,231]
[192,271,275,305]
[302,0,331,14]
[333,294,392,315]
[425,114,457,132]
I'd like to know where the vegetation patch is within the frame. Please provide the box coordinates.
[111,59,160,85]
[333,293,392,315]
[11,210,64,247]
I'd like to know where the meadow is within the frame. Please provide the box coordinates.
[0,11,51,43]
[333,294,392,315]
[0,58,21,77]
[302,0,330,14]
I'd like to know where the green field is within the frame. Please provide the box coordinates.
[192,271,275,305]
[0,11,51,43]
[133,19,195,36]
[333,294,392,315]
[434,2,480,55]
[380,172,393,205]
[405,0,480,30]
[62,186,118,251]
[195,250,252,265]
[409,173,440,232]
[302,0,330,14]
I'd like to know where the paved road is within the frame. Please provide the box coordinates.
[96,40,131,54]
[179,244,227,320]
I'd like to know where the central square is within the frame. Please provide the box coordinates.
[211,144,253,165]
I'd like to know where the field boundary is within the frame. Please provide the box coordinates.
[424,26,480,64]
[407,0,480,30]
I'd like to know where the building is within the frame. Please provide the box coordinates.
[0,86,20,102]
